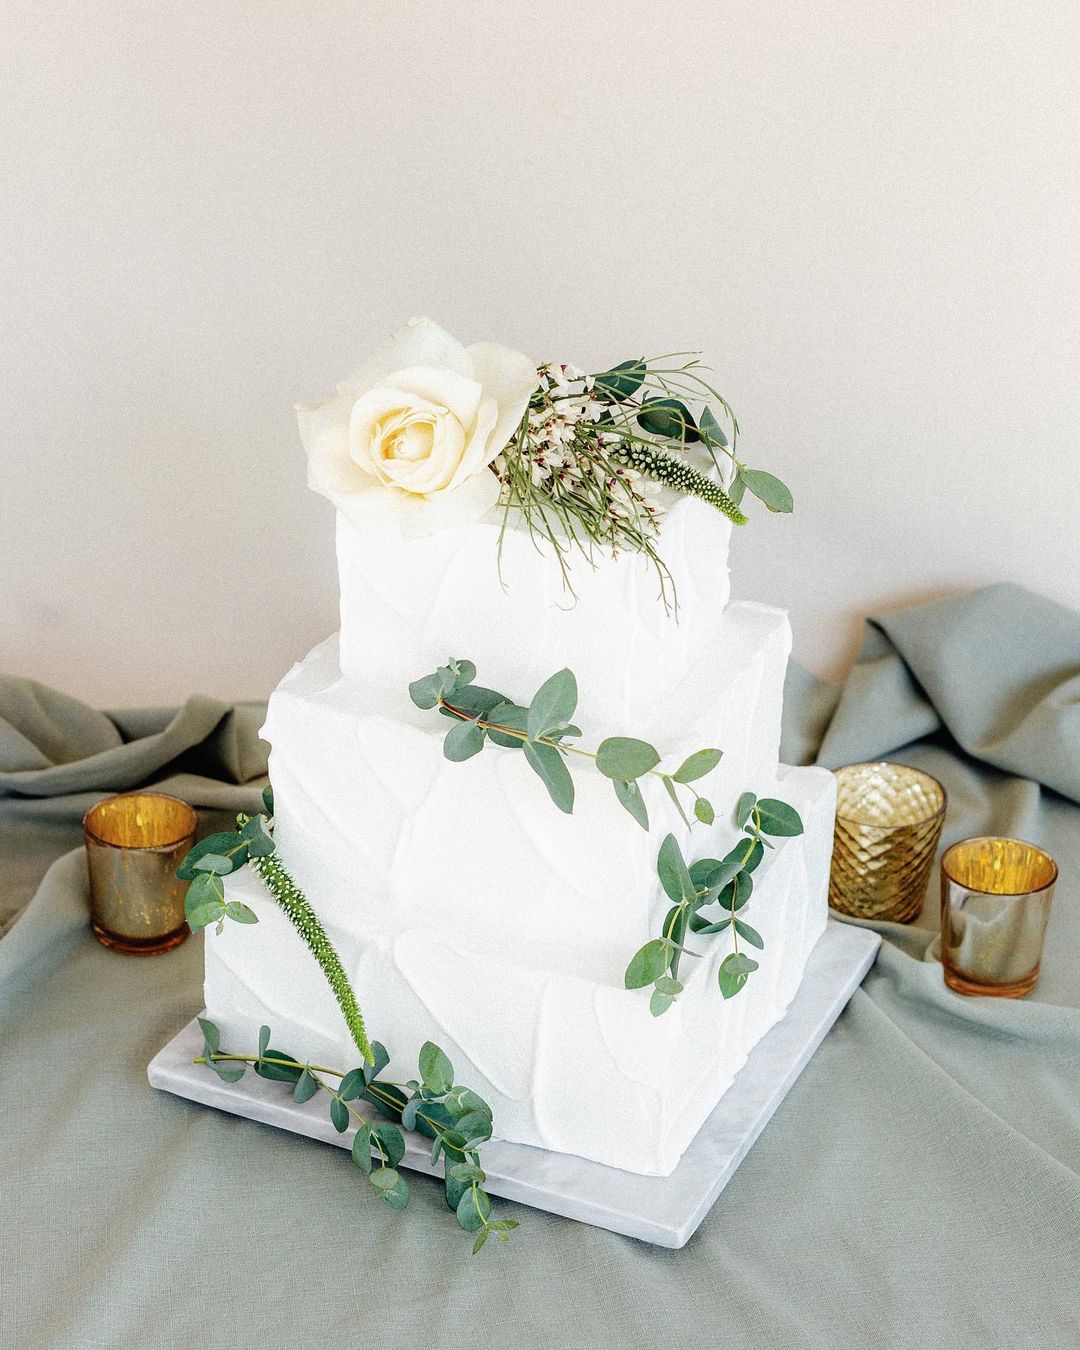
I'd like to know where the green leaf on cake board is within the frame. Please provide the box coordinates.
[418,1042,455,1095]
[624,939,670,989]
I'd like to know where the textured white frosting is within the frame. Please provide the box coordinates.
[207,762,833,1176]
[336,493,733,731]
[204,604,835,1175]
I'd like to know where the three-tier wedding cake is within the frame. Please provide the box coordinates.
[204,318,835,1177]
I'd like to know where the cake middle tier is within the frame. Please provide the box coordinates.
[336,491,733,730]
[265,600,790,983]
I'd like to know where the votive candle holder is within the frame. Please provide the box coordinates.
[83,792,197,954]
[940,836,1057,997]
[829,762,947,923]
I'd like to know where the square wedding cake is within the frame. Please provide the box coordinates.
[203,318,834,1177]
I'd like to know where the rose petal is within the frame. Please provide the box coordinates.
[297,393,372,493]
[336,316,472,399]
[466,340,539,463]
[377,366,483,427]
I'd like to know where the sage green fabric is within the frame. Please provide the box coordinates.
[3,584,1079,1349]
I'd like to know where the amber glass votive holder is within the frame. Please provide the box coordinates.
[940,837,1057,997]
[829,762,947,922]
[83,792,197,954]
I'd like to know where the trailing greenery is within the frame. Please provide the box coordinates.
[623,792,805,1014]
[177,803,518,1252]
[177,787,373,1066]
[492,353,795,600]
[410,657,722,829]
[194,1019,516,1253]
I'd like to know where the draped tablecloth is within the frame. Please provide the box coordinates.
[3,583,1078,1349]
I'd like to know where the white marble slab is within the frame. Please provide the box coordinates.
[148,919,879,1248]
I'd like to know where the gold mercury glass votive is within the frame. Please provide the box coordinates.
[83,792,197,954]
[829,762,947,922]
[940,837,1058,997]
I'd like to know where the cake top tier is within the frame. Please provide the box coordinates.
[297,317,792,606]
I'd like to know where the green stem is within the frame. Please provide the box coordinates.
[438,697,700,807]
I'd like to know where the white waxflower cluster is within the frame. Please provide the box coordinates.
[493,363,662,550]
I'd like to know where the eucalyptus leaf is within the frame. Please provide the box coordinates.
[734,918,765,950]
[755,798,805,837]
[184,872,226,931]
[485,702,528,750]
[688,913,732,935]
[408,673,442,710]
[699,404,729,449]
[351,1120,373,1174]
[371,1122,405,1168]
[593,358,646,402]
[655,975,683,995]
[694,797,715,825]
[443,716,485,762]
[523,741,575,814]
[656,833,696,905]
[223,901,258,925]
[258,1024,271,1058]
[472,1228,491,1254]
[293,1069,319,1104]
[338,1068,366,1101]
[363,1042,390,1084]
[330,1095,350,1133]
[613,777,649,831]
[728,472,747,506]
[717,870,754,911]
[191,853,232,876]
[624,938,670,989]
[662,775,692,828]
[197,1016,220,1056]
[449,1162,487,1184]
[456,1111,492,1145]
[526,668,578,740]
[239,813,276,858]
[177,833,248,881]
[718,951,759,999]
[740,469,793,513]
[418,1042,455,1095]
[595,737,660,781]
[735,791,758,829]
[371,1167,410,1210]
[444,1168,471,1212]
[255,1048,303,1084]
[441,685,505,719]
[672,748,722,784]
[261,784,274,816]
[649,989,674,1017]
[637,397,700,443]
[455,1185,492,1233]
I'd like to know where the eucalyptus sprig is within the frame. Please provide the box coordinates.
[194,1020,517,1253]
[493,353,794,606]
[409,657,721,829]
[624,791,805,1013]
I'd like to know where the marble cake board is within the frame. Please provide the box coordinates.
[148,920,879,1249]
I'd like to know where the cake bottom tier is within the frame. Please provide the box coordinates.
[205,762,834,1177]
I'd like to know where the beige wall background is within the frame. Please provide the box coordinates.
[2,1,1078,707]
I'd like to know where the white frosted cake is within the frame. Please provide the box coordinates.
[204,319,834,1177]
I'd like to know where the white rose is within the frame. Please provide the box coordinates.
[297,316,537,536]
